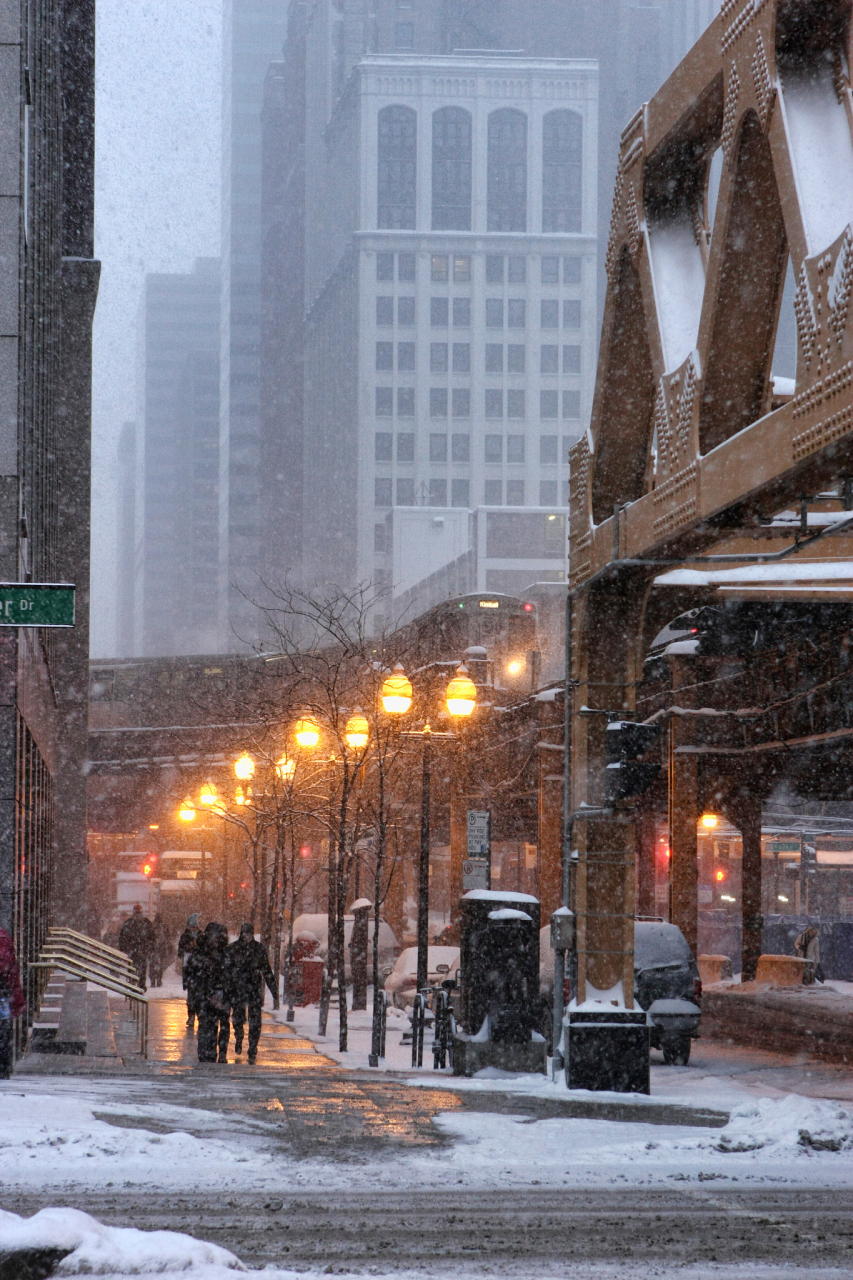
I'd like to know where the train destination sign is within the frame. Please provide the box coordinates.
[0,584,75,627]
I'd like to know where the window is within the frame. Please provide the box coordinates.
[540,344,558,374]
[398,296,416,325]
[485,389,503,418]
[378,105,417,229]
[540,435,558,464]
[397,477,415,505]
[432,107,472,231]
[485,434,503,462]
[484,478,503,505]
[452,342,470,373]
[375,478,392,507]
[431,297,449,327]
[507,344,525,374]
[431,343,448,373]
[453,297,471,327]
[397,388,415,416]
[507,390,525,418]
[430,388,448,417]
[395,22,414,49]
[507,255,526,283]
[543,109,582,233]
[377,252,394,281]
[564,255,582,285]
[376,387,393,416]
[452,433,470,461]
[430,433,448,462]
[452,388,470,417]
[540,479,558,505]
[507,434,525,463]
[398,252,416,282]
[376,342,394,371]
[486,255,504,284]
[486,343,504,373]
[486,298,504,328]
[507,299,526,328]
[429,478,447,506]
[562,389,580,419]
[563,299,581,328]
[540,390,558,419]
[375,431,393,461]
[377,296,394,326]
[541,255,559,284]
[563,478,570,504]
[488,109,527,232]
[563,344,581,374]
[452,478,470,507]
[541,299,559,328]
[453,255,471,282]
[397,432,415,462]
[374,522,387,552]
[398,341,416,371]
[431,254,449,281]
[507,478,525,505]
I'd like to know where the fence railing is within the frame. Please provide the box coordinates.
[29,928,148,1058]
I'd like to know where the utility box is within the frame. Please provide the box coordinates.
[453,889,545,1075]
[550,906,575,954]
[565,1009,650,1094]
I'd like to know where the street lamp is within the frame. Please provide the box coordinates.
[235,753,255,782]
[178,797,196,823]
[199,781,218,808]
[381,663,478,995]
[345,710,369,751]
[276,754,296,781]
[294,714,321,749]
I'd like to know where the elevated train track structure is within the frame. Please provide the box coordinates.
[569,0,853,1002]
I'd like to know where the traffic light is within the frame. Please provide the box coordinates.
[604,721,662,801]
[140,853,158,877]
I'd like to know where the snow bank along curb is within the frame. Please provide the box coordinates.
[0,1205,245,1273]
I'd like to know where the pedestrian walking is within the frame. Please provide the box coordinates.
[187,922,230,1063]
[118,904,156,989]
[148,913,171,987]
[0,926,25,1079]
[226,923,277,1065]
[795,924,824,982]
[178,913,201,1027]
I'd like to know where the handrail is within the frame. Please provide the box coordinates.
[40,938,138,976]
[38,945,141,992]
[50,927,133,966]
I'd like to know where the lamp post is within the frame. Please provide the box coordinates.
[381,664,476,996]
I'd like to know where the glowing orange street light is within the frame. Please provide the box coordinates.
[345,710,369,751]
[276,755,296,780]
[234,753,255,781]
[446,665,477,717]
[178,797,196,823]
[381,665,413,715]
[199,781,218,807]
[294,715,321,749]
[701,813,719,829]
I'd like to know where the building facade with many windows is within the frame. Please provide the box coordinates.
[301,54,597,606]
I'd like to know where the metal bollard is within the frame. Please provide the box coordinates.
[411,992,426,1068]
[369,990,388,1067]
[432,989,451,1070]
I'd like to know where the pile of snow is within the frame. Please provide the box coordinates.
[0,1206,243,1273]
[711,1095,853,1155]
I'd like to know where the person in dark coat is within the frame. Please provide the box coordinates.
[118,904,156,989]
[226,923,277,1064]
[148,913,171,987]
[178,913,201,1027]
[0,927,25,1079]
[187,922,230,1063]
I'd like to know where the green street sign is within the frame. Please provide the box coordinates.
[0,584,75,627]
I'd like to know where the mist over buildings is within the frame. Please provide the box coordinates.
[99,0,721,660]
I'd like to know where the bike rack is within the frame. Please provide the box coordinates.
[432,988,454,1071]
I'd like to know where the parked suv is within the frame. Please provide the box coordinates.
[540,919,702,1065]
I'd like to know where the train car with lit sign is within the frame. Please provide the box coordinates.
[394,593,539,691]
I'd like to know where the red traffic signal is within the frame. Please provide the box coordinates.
[140,852,158,877]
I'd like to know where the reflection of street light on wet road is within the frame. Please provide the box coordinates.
[382,663,477,993]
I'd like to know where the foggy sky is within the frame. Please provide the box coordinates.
[91,0,222,657]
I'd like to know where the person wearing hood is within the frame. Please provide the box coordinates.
[0,927,25,1079]
[178,913,201,1028]
[186,921,230,1063]
[225,923,276,1064]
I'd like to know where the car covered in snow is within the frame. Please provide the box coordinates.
[384,945,461,1009]
[540,919,702,1065]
